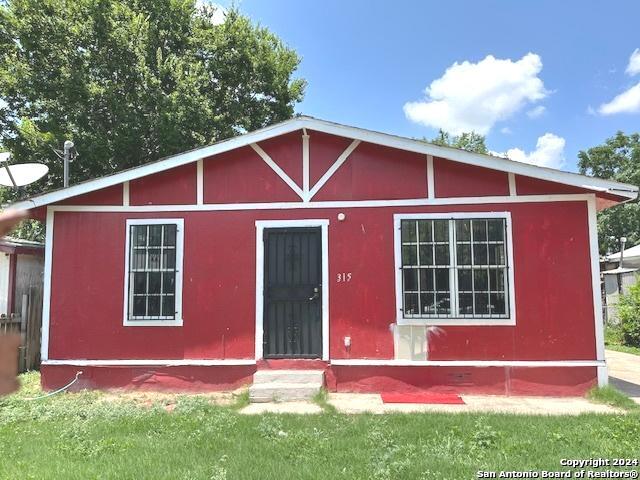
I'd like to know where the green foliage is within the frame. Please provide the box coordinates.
[587,386,639,411]
[605,324,640,355]
[431,129,489,154]
[7,219,44,242]
[578,132,640,254]
[0,0,305,205]
[1,373,640,479]
[618,277,640,347]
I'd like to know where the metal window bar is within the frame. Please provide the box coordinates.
[401,219,453,318]
[401,217,510,320]
[128,224,178,321]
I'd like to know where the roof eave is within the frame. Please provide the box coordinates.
[8,116,639,210]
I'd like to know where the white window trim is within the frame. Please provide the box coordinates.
[123,218,185,327]
[393,212,516,326]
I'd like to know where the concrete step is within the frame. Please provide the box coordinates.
[253,369,325,384]
[249,382,322,403]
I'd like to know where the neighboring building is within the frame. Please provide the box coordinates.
[605,244,640,270]
[602,244,640,324]
[602,267,637,324]
[0,237,44,316]
[13,117,638,396]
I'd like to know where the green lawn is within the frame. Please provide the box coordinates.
[605,325,640,355]
[0,373,639,480]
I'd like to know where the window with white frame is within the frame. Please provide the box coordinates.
[124,219,184,326]
[397,214,513,323]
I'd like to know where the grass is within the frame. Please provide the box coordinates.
[231,389,250,410]
[312,388,337,414]
[0,372,639,480]
[587,385,639,411]
[605,325,640,355]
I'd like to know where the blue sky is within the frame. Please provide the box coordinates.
[214,0,640,173]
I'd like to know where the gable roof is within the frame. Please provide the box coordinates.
[10,115,638,209]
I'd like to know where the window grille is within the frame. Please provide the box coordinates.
[400,217,510,320]
[127,223,178,321]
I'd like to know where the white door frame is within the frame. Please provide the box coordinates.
[255,219,330,361]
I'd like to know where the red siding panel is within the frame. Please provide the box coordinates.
[434,157,509,197]
[308,130,355,186]
[515,175,589,196]
[330,365,596,396]
[41,364,254,392]
[48,201,596,366]
[130,163,197,205]
[58,184,123,206]
[257,131,303,188]
[203,146,300,203]
[313,141,427,201]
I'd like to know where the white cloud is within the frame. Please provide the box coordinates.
[526,105,546,118]
[626,48,640,76]
[598,82,640,115]
[196,1,227,25]
[500,127,512,135]
[504,133,566,169]
[403,53,548,135]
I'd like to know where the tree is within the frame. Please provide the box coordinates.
[578,132,640,254]
[0,0,305,202]
[430,129,488,154]
[618,278,640,347]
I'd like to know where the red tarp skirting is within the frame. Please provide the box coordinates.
[381,392,465,404]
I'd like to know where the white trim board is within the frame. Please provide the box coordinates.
[250,142,306,201]
[40,207,54,361]
[508,173,517,196]
[11,116,637,210]
[44,193,596,214]
[123,181,130,206]
[330,359,605,367]
[42,359,256,366]
[308,139,360,199]
[587,195,608,387]
[254,219,330,361]
[196,159,204,205]
[426,155,434,199]
[393,212,516,327]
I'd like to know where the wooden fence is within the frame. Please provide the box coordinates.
[0,288,42,372]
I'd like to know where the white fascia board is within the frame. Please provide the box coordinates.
[11,118,309,210]
[11,116,638,209]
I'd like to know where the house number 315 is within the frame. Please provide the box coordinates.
[337,272,352,283]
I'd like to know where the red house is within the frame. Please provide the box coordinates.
[14,116,638,396]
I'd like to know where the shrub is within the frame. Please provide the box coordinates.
[618,278,640,347]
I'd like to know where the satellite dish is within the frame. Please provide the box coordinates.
[0,152,49,187]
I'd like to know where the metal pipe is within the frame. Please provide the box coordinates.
[620,236,627,269]
[63,140,74,188]
[3,164,17,187]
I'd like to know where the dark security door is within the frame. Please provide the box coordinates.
[263,227,322,358]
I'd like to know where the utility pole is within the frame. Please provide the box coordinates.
[63,140,74,188]
[620,236,627,269]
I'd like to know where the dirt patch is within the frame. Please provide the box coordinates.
[97,387,247,409]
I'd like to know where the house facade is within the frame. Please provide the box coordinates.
[15,117,638,395]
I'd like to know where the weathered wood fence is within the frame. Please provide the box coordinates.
[0,288,42,372]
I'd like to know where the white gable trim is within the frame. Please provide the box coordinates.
[249,142,305,201]
[308,139,360,200]
[11,116,637,210]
